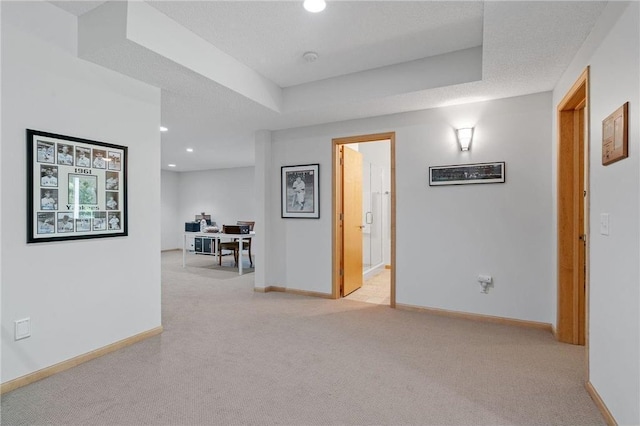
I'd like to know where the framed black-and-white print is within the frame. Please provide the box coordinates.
[281,164,319,219]
[429,162,505,186]
[27,129,128,243]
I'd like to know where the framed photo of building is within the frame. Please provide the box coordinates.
[429,162,506,186]
[602,102,628,165]
[281,164,319,218]
[27,129,128,243]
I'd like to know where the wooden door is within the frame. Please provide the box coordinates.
[342,146,363,296]
[557,68,588,345]
[577,106,586,345]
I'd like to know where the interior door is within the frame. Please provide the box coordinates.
[342,146,363,296]
[557,68,587,345]
[577,105,586,345]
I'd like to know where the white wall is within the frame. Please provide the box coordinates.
[553,2,639,424]
[267,92,553,324]
[1,2,162,383]
[162,167,256,251]
[161,170,180,250]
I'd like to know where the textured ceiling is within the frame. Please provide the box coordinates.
[147,1,484,87]
[50,0,607,171]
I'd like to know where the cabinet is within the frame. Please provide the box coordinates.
[194,236,217,255]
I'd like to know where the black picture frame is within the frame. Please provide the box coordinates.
[27,129,128,243]
[429,162,506,186]
[281,164,320,218]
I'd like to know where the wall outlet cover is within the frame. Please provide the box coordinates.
[15,318,31,340]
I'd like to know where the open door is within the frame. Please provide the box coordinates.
[557,67,589,345]
[332,132,396,307]
[341,146,363,296]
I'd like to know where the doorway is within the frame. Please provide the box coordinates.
[332,133,396,307]
[557,67,589,346]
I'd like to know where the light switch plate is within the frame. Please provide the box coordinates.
[600,213,610,236]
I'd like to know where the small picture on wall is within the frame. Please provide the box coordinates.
[281,164,320,218]
[602,102,628,165]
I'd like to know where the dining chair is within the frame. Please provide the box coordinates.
[236,221,255,267]
[219,225,241,266]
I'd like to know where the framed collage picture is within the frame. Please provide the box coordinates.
[281,164,320,218]
[27,129,127,243]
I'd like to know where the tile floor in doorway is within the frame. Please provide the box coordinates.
[344,269,390,305]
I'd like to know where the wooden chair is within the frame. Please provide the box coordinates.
[236,221,255,267]
[219,225,241,266]
[218,223,254,268]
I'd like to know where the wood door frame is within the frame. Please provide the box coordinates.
[557,67,589,349]
[332,132,396,307]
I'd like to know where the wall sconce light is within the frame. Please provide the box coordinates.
[456,128,474,151]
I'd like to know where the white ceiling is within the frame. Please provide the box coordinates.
[50,0,607,172]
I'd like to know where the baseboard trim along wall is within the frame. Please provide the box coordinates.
[255,286,333,299]
[396,303,552,331]
[585,381,617,426]
[161,248,181,253]
[1,326,163,395]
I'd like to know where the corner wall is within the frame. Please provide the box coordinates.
[552,2,640,424]
[161,170,180,250]
[268,92,553,323]
[1,2,162,383]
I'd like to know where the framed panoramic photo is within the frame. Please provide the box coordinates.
[27,129,127,243]
[281,164,319,218]
[429,162,505,186]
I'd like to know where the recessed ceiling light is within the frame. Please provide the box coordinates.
[168,164,176,167]
[303,0,326,13]
[186,148,194,152]
[160,126,168,132]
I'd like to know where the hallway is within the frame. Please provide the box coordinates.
[344,269,391,305]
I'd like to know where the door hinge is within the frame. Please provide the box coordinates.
[340,213,343,221]
[584,190,587,197]
[340,269,344,276]
[579,234,587,242]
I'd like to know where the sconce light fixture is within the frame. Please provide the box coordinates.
[456,127,474,151]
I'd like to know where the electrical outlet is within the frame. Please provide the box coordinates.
[600,213,610,236]
[15,318,31,340]
[477,274,492,284]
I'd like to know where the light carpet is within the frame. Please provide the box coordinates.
[1,251,605,425]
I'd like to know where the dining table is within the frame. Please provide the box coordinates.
[182,231,255,275]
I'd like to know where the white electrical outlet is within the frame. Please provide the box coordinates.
[600,213,610,236]
[477,275,493,294]
[477,274,492,284]
[15,318,31,340]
